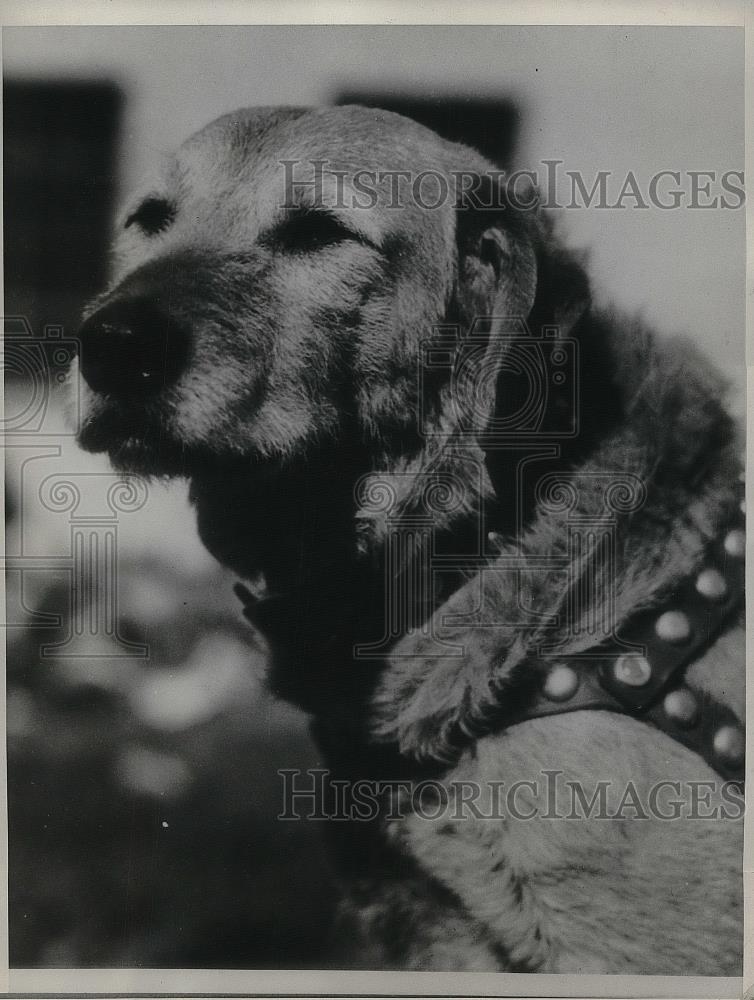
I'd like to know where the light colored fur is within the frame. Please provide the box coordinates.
[76,105,743,974]
[364,712,742,973]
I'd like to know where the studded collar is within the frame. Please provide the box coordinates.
[233,475,745,785]
[514,487,745,787]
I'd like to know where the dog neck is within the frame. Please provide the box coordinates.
[189,442,368,594]
[187,426,496,725]
[190,310,741,737]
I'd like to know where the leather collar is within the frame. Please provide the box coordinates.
[511,483,745,787]
[234,476,745,787]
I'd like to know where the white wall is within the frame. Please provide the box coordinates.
[4,24,745,408]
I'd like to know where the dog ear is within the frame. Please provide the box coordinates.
[454,175,539,325]
[449,177,591,438]
[445,178,535,438]
[455,174,591,335]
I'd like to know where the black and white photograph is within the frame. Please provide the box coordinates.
[2,4,748,996]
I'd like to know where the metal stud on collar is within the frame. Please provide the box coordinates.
[542,664,580,701]
[530,495,745,785]
[695,568,727,600]
[654,610,692,643]
[724,529,745,558]
[662,687,699,727]
[713,725,745,766]
[612,654,652,688]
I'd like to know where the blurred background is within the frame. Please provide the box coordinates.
[2,25,745,968]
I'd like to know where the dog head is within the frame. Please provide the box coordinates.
[75,105,588,486]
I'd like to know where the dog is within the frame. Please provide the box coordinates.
[73,105,744,974]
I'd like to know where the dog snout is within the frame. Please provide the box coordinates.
[78,299,190,397]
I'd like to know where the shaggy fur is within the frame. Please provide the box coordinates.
[74,105,743,974]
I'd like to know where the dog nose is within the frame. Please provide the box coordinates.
[78,299,189,396]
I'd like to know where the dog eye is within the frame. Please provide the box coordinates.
[272,210,355,252]
[124,198,176,236]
